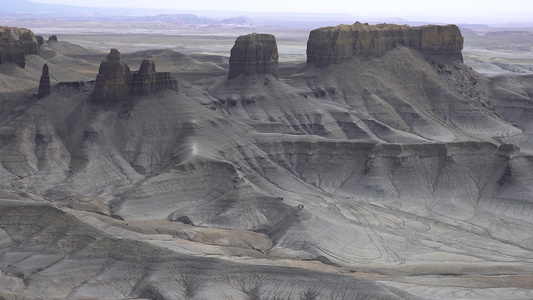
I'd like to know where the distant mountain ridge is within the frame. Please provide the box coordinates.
[0,0,354,29]
[1,1,255,28]
[1,0,505,30]
[126,14,254,28]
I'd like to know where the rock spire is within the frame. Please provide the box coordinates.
[38,64,51,99]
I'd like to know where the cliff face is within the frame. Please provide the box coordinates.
[419,25,464,54]
[0,26,40,68]
[306,22,463,67]
[228,33,279,79]
[94,50,178,103]
[0,37,25,68]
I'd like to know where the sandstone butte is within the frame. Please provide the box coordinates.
[93,49,178,103]
[0,26,40,68]
[306,22,464,67]
[228,33,279,79]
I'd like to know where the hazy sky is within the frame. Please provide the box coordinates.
[30,0,533,22]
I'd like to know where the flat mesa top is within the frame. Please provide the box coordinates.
[312,21,460,32]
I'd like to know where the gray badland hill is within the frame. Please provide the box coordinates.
[0,23,532,299]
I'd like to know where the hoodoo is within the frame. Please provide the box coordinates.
[306,22,463,67]
[38,63,51,99]
[228,33,279,79]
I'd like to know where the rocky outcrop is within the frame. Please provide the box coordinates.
[0,37,25,68]
[420,25,464,56]
[38,63,51,99]
[48,35,58,42]
[154,72,179,92]
[94,49,178,103]
[132,59,178,95]
[228,33,279,79]
[306,22,463,67]
[94,49,132,103]
[0,26,40,68]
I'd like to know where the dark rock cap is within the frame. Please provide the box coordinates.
[42,63,49,76]
[107,48,121,62]
[48,35,58,41]
[306,22,464,67]
[228,33,279,79]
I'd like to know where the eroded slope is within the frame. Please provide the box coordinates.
[0,24,532,299]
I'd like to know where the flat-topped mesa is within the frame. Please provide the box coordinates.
[94,49,132,103]
[94,50,179,103]
[228,33,279,79]
[38,64,51,99]
[0,26,40,68]
[132,59,178,95]
[306,22,464,67]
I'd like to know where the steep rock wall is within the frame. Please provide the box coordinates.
[0,26,40,68]
[306,22,463,67]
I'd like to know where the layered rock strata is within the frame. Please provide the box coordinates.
[132,59,178,95]
[0,37,25,68]
[38,63,51,99]
[94,49,178,103]
[94,49,132,103]
[228,33,279,79]
[306,22,463,67]
[0,26,40,68]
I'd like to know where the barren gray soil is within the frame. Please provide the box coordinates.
[0,23,533,299]
[462,30,533,76]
